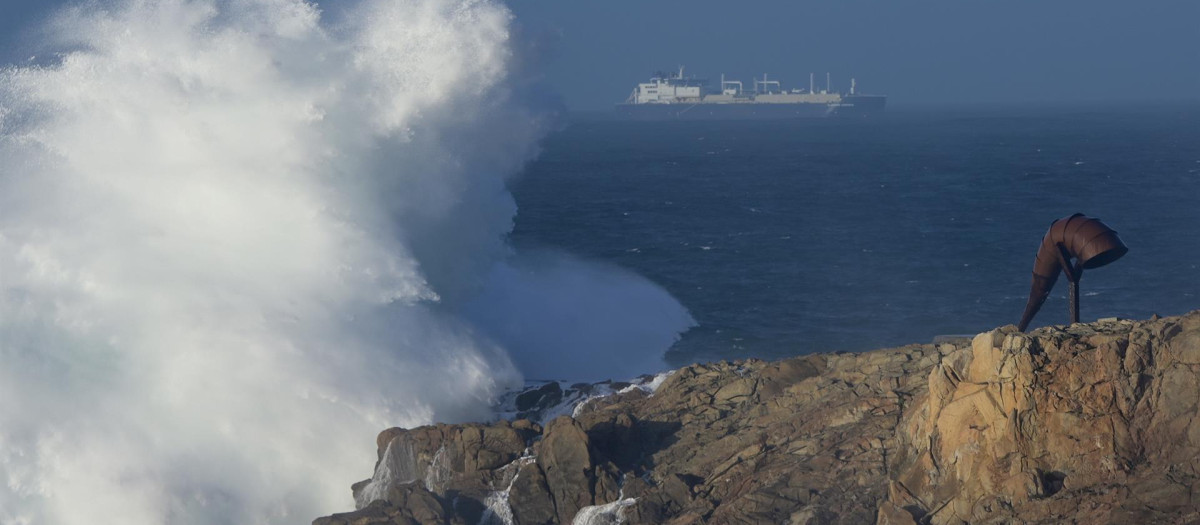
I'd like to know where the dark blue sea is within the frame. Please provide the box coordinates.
[509,106,1200,367]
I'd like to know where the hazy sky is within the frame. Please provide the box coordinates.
[2,0,1197,110]
[507,0,1200,110]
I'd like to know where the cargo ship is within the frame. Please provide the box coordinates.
[615,67,886,120]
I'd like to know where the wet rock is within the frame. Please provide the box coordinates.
[347,421,532,521]
[516,382,564,415]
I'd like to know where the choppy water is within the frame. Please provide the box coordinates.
[511,107,1200,366]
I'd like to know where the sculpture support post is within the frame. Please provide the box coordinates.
[1069,279,1079,324]
[1056,243,1082,325]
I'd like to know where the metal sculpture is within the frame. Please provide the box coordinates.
[1017,214,1128,332]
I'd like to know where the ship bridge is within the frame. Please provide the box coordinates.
[627,66,706,104]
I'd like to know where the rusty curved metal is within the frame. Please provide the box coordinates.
[1017,214,1128,332]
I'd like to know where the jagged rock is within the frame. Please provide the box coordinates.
[888,315,1200,524]
[347,420,535,525]
[314,497,430,525]
[385,484,447,524]
[516,382,564,419]
[315,311,1200,525]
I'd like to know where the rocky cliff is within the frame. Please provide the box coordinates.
[314,311,1200,524]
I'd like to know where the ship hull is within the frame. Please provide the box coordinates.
[614,96,885,120]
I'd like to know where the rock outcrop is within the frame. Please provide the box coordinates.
[315,311,1200,524]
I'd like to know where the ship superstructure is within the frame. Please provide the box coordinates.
[616,67,885,120]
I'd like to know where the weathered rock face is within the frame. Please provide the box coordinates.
[888,313,1200,524]
[315,311,1200,524]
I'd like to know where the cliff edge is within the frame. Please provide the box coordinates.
[314,311,1200,524]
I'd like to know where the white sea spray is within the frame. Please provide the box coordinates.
[571,497,636,525]
[0,0,691,523]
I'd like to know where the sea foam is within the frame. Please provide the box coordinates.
[0,0,691,523]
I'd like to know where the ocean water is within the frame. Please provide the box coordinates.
[510,107,1200,366]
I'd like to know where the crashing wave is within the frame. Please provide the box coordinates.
[0,0,690,523]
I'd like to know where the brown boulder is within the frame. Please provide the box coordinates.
[537,416,596,524]
[508,462,556,525]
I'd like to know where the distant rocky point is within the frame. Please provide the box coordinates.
[314,311,1200,524]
